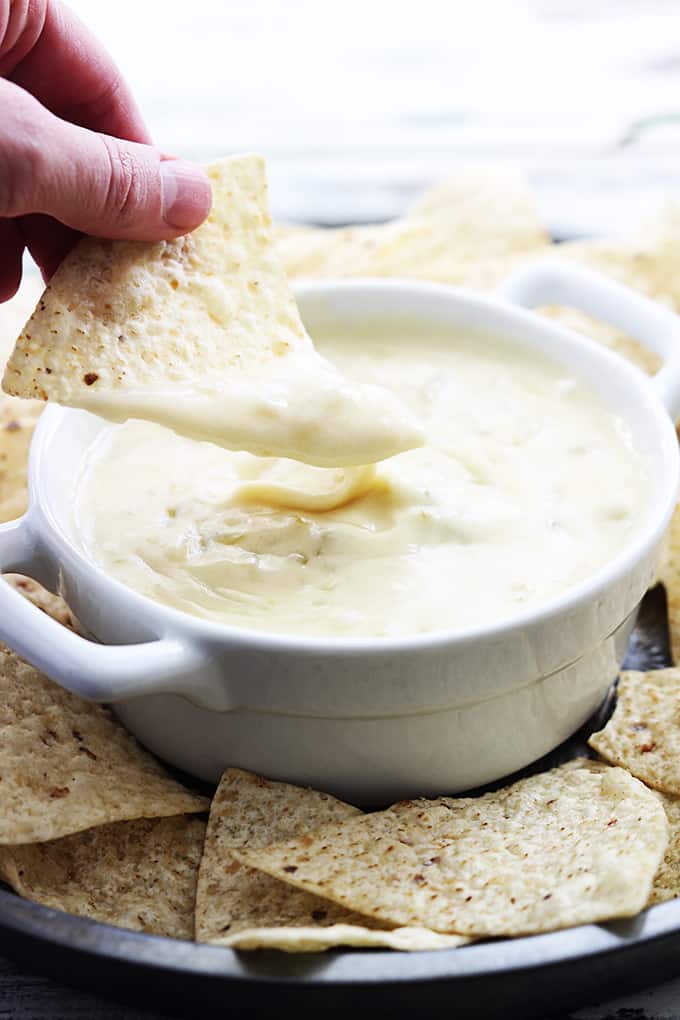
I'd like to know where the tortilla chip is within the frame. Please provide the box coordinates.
[0,276,46,523]
[558,236,680,313]
[659,500,680,664]
[589,669,680,794]
[406,166,546,244]
[273,222,319,244]
[276,166,548,283]
[233,761,667,937]
[218,923,468,953]
[540,229,680,375]
[0,276,43,368]
[2,155,420,468]
[277,176,680,376]
[196,768,467,952]
[0,814,205,938]
[3,157,310,402]
[0,409,36,525]
[538,306,660,376]
[3,575,82,633]
[277,224,537,288]
[0,644,208,844]
[651,793,680,905]
[342,219,540,287]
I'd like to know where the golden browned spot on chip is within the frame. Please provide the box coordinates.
[83,372,99,386]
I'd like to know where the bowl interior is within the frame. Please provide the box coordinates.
[29,278,680,648]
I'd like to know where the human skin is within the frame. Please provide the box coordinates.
[0,0,212,299]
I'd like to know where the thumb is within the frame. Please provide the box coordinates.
[0,80,212,240]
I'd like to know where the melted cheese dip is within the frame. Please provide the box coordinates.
[74,328,648,638]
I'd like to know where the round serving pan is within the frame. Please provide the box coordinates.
[6,891,680,1020]
[0,264,680,803]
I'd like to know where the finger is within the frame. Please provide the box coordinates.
[0,80,212,240]
[2,0,150,144]
[17,214,79,281]
[0,219,25,302]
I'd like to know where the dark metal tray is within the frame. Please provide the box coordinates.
[0,586,676,1020]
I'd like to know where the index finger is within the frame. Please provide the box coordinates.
[1,0,151,144]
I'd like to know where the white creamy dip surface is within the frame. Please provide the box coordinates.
[74,326,649,638]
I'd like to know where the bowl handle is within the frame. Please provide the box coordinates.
[499,261,680,421]
[0,516,227,710]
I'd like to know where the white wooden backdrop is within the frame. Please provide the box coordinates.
[69,0,680,237]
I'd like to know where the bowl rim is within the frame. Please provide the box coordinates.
[28,277,680,657]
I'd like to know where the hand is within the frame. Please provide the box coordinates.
[0,0,212,299]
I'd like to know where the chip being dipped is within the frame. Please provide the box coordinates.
[2,155,422,468]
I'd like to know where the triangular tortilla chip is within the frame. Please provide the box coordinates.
[0,815,205,939]
[0,277,44,523]
[0,644,208,844]
[0,408,37,525]
[195,768,467,952]
[651,792,680,905]
[0,274,43,370]
[659,500,680,663]
[405,166,547,247]
[233,761,667,937]
[539,232,680,375]
[276,166,548,285]
[589,669,680,794]
[3,575,82,633]
[3,155,421,468]
[277,174,680,376]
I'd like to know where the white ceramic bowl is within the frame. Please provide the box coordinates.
[1,262,679,804]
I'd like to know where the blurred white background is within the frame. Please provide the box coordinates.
[68,0,680,236]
